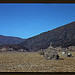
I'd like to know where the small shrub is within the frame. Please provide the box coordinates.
[44,46,59,60]
[38,49,44,55]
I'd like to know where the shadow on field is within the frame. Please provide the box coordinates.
[59,58,64,60]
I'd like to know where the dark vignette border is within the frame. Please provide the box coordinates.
[0,0,75,3]
[0,0,75,75]
[0,72,75,75]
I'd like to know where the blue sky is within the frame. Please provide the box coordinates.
[0,3,75,39]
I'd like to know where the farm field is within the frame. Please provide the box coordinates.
[0,51,75,72]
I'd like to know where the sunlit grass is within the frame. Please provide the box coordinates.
[0,51,75,72]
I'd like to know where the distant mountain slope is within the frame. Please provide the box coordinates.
[0,35,25,44]
[20,21,75,52]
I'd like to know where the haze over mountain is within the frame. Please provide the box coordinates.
[20,21,75,52]
[0,35,25,44]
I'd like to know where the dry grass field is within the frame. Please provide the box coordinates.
[0,51,75,72]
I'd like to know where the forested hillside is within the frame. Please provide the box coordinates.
[20,21,75,52]
[0,35,25,44]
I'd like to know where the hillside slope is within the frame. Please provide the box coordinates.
[20,21,75,52]
[0,35,25,44]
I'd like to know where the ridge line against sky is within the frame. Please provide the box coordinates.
[0,3,75,39]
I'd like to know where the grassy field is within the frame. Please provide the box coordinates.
[0,51,75,72]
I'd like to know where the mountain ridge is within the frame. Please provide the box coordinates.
[0,35,25,44]
[20,21,75,52]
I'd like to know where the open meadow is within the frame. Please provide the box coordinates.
[0,51,75,72]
